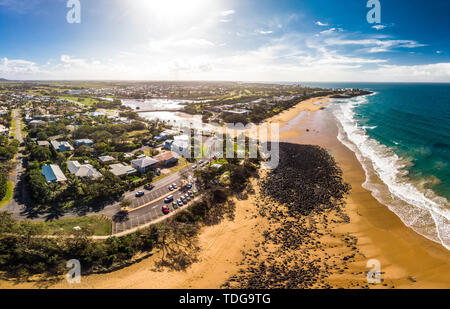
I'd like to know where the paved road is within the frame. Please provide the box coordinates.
[5,109,29,213]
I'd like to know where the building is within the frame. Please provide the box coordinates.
[154,133,168,142]
[50,141,74,152]
[0,124,9,135]
[67,161,102,178]
[172,135,190,155]
[42,164,67,183]
[223,109,250,115]
[98,155,115,163]
[131,156,159,173]
[90,112,105,117]
[36,140,50,147]
[29,120,45,126]
[164,140,174,150]
[109,163,137,177]
[74,139,94,147]
[154,151,178,167]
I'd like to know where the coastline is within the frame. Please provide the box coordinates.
[1,96,449,289]
[275,98,450,288]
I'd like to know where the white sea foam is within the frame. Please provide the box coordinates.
[331,95,450,250]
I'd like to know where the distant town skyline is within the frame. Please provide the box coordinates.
[0,0,449,82]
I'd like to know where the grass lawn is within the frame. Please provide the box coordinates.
[57,95,98,106]
[0,181,13,209]
[10,117,16,138]
[127,130,149,137]
[152,157,191,183]
[41,216,112,236]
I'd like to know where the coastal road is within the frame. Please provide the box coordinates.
[5,109,29,213]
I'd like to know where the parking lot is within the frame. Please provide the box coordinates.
[113,182,196,234]
[128,179,185,209]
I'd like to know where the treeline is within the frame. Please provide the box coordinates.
[0,211,158,280]
[0,135,19,161]
[0,173,7,200]
[0,166,253,280]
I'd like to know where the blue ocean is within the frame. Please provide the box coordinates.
[303,82,450,249]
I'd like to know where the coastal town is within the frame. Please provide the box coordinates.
[0,80,374,280]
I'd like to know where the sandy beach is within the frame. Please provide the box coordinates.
[1,96,449,289]
[274,98,450,288]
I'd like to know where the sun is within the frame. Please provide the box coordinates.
[130,0,212,27]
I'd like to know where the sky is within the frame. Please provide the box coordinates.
[0,0,449,82]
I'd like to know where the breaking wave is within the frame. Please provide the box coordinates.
[332,95,450,250]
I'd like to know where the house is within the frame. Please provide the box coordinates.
[164,140,174,149]
[154,151,178,167]
[224,109,250,115]
[154,133,168,142]
[67,161,102,178]
[90,112,105,117]
[171,135,190,155]
[0,125,9,135]
[109,163,137,177]
[131,156,159,173]
[37,140,50,147]
[98,155,115,163]
[74,139,94,147]
[42,164,67,183]
[50,141,74,152]
[29,120,45,126]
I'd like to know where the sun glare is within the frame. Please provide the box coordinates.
[131,0,213,27]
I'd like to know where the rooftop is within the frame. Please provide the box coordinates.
[42,164,67,183]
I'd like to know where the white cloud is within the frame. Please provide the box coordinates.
[256,30,273,35]
[0,57,39,76]
[325,38,426,53]
[372,24,387,30]
[219,9,235,22]
[320,28,336,35]
[364,63,450,82]
[436,51,442,54]
[220,10,235,16]
[315,21,328,26]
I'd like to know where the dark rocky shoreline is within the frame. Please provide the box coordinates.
[223,143,379,289]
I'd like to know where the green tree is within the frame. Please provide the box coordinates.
[30,146,52,162]
[0,172,7,200]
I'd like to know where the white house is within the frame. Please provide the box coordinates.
[67,161,102,178]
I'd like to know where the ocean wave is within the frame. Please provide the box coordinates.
[331,95,450,250]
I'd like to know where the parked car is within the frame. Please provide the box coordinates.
[172,183,178,189]
[188,191,194,197]
[162,205,170,214]
[172,201,178,209]
[192,164,197,169]
[198,160,204,164]
[144,184,154,190]
[186,183,192,189]
[135,191,145,197]
[177,199,183,207]
[168,185,174,191]
[164,195,174,203]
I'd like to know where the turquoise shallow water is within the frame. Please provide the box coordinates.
[300,82,450,249]
[305,83,450,200]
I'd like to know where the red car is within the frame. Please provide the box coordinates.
[162,205,170,215]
